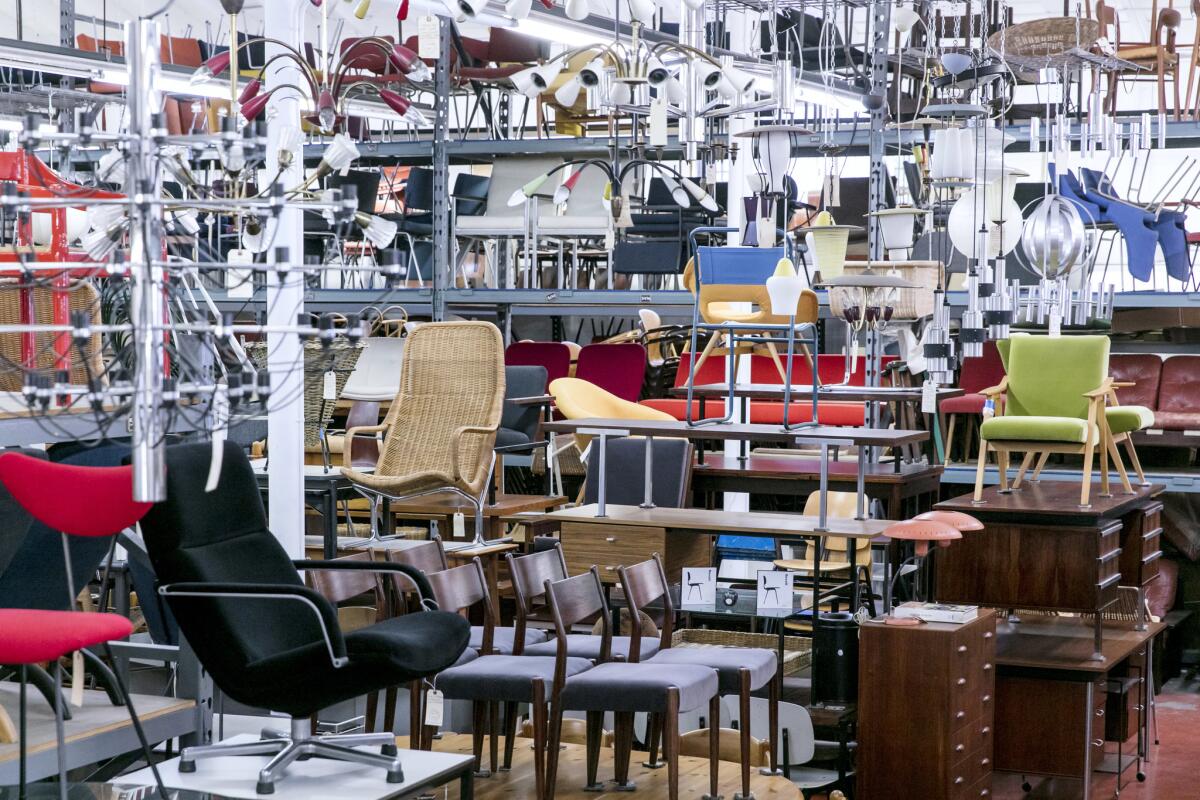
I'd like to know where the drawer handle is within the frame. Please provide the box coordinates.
[957,678,967,686]
[956,711,966,719]
[981,726,990,735]
[955,744,965,753]
[957,645,968,653]
[1096,709,1105,717]
[981,694,991,703]
[1093,739,1104,747]
[981,758,990,767]
[605,537,617,543]
[982,662,993,671]
[955,777,965,785]
[983,632,993,639]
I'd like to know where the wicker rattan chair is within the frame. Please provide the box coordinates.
[341,321,505,544]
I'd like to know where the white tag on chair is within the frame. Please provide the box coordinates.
[452,512,465,539]
[71,651,84,707]
[425,689,444,728]
[323,370,337,401]
[921,380,937,414]
[418,15,439,59]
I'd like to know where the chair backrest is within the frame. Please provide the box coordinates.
[502,365,549,438]
[484,27,548,63]
[342,337,406,402]
[426,558,495,651]
[484,157,562,214]
[505,341,572,388]
[617,554,673,661]
[1158,355,1200,414]
[384,538,449,604]
[727,697,816,765]
[550,377,674,423]
[453,172,491,217]
[506,544,568,616]
[0,452,150,538]
[307,552,381,605]
[162,36,203,67]
[798,491,868,561]
[1109,354,1162,409]
[405,168,436,214]
[748,353,896,387]
[672,351,729,388]
[561,164,610,217]
[378,322,505,495]
[583,438,692,508]
[957,341,1006,394]
[575,343,647,402]
[639,309,662,331]
[138,442,331,700]
[329,170,382,214]
[545,567,611,658]
[247,340,361,448]
[1004,335,1109,420]
[339,36,395,74]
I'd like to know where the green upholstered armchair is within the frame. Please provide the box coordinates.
[974,335,1131,507]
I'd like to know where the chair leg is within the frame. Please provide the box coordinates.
[1108,434,1133,494]
[943,414,956,466]
[739,670,752,800]
[365,691,379,733]
[1032,451,1051,481]
[1124,437,1148,485]
[532,681,548,800]
[1099,425,1112,497]
[472,701,489,777]
[502,700,518,771]
[613,711,635,790]
[53,662,66,800]
[584,710,604,791]
[1012,452,1035,490]
[545,696,565,800]
[489,699,500,775]
[100,644,169,799]
[408,682,422,750]
[665,688,681,800]
[707,694,721,800]
[19,665,27,796]
[996,449,1010,492]
[642,712,664,768]
[382,686,397,736]
[768,672,779,776]
[972,439,989,503]
[1080,439,1096,507]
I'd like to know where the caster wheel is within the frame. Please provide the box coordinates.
[1137,772,1146,782]
[641,760,665,770]
[178,760,196,774]
[387,769,404,784]
[1022,782,1032,793]
[382,744,398,756]
[256,781,275,795]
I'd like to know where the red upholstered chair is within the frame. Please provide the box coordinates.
[1154,355,1200,431]
[0,453,166,799]
[574,342,648,403]
[505,341,572,389]
[746,354,876,427]
[640,352,726,421]
[939,341,1005,464]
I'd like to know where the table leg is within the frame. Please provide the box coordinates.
[1083,679,1094,800]
[486,556,501,621]
[460,763,474,798]
[849,534,859,613]
[322,490,336,560]
[812,535,822,704]
[641,435,656,509]
[817,443,829,532]
[855,449,867,521]
[596,432,609,518]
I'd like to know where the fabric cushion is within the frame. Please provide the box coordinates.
[469,625,548,655]
[437,654,592,702]
[980,415,1096,444]
[1004,335,1109,420]
[1149,411,1200,431]
[561,661,718,713]
[1105,406,1155,435]
[0,609,134,664]
[647,646,776,693]
[1109,354,1162,409]
[495,428,532,449]
[940,393,987,415]
[749,400,865,427]
[522,634,660,662]
[1158,356,1200,415]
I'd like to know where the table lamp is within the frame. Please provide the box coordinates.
[882,517,962,626]
[913,509,983,532]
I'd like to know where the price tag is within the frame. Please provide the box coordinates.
[425,689,444,728]
[1049,309,1062,337]
[921,380,937,414]
[227,248,254,299]
[418,15,440,59]
[452,511,465,539]
[649,96,668,146]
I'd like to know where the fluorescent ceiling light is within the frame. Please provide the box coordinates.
[100,69,232,100]
[514,14,605,47]
[0,119,60,133]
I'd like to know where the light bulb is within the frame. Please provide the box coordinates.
[660,174,689,207]
[321,133,361,173]
[316,88,337,131]
[276,125,304,168]
[681,177,719,212]
[609,81,631,106]
[96,148,126,187]
[221,142,247,172]
[555,76,583,107]
[565,0,589,19]
[510,66,541,98]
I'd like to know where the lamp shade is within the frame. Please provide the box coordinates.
[458,0,488,16]
[947,188,1022,259]
[645,57,670,86]
[321,133,361,173]
[531,61,564,90]
[913,510,984,532]
[553,169,584,204]
[510,66,541,98]
[883,518,961,555]
[693,60,721,88]
[609,80,632,106]
[579,58,605,87]
[893,6,920,33]
[508,172,552,206]
[505,0,532,17]
[766,259,806,317]
[680,177,719,212]
[869,207,924,252]
[1021,194,1086,280]
[758,129,793,195]
[565,0,590,19]
[805,222,851,279]
[664,75,686,104]
[239,78,261,105]
[660,174,690,207]
[941,52,972,75]
[629,0,655,25]
[555,76,583,107]
[240,91,274,121]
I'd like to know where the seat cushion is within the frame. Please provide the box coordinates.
[1106,406,1155,435]
[436,654,592,702]
[1109,354,1162,409]
[522,634,660,662]
[980,415,1096,444]
[1148,411,1200,431]
[341,611,471,679]
[455,217,526,236]
[940,393,987,415]
[561,661,718,713]
[469,625,548,655]
[647,646,777,693]
[0,609,134,664]
[495,428,532,450]
[749,400,865,427]
[537,216,610,235]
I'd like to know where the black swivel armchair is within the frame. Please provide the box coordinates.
[138,441,470,794]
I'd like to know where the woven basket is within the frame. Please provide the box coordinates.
[829,260,941,321]
[670,628,813,676]
[0,282,104,392]
[244,339,362,448]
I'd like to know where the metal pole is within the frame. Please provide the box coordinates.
[431,16,451,321]
[126,18,166,502]
[866,0,891,262]
[641,435,655,509]
[265,0,308,557]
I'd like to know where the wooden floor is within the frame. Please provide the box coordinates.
[427,733,802,799]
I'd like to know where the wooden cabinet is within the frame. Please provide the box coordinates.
[1120,501,1163,591]
[859,612,997,800]
[558,521,710,584]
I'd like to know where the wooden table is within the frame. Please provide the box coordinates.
[252,460,364,560]
[935,482,1165,660]
[389,493,568,542]
[992,616,1163,800]
[691,454,943,518]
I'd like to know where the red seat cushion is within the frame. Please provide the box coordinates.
[749,400,865,426]
[0,454,151,537]
[639,398,724,421]
[940,393,987,415]
[0,609,133,664]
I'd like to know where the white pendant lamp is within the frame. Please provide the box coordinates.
[579,58,606,87]
[693,60,722,89]
[565,0,590,20]
[504,0,532,18]
[510,66,541,98]
[609,81,632,106]
[531,61,564,91]
[664,75,686,105]
[766,258,807,317]
[458,0,488,17]
[629,0,655,25]
[555,76,583,107]
[868,207,925,253]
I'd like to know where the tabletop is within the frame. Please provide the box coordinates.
[671,383,965,403]
[994,615,1165,674]
[545,503,890,539]
[542,417,929,448]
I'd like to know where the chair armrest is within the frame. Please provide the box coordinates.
[508,394,555,407]
[979,378,1008,397]
[158,582,349,668]
[1111,381,1136,388]
[294,559,438,610]
[449,425,499,484]
[1083,378,1115,399]
[342,423,389,468]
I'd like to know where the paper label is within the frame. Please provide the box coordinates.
[453,511,465,539]
[921,380,937,414]
[1049,309,1062,337]
[425,689,444,727]
[681,567,717,606]
[649,96,668,146]
[418,15,440,59]
[757,570,792,611]
[323,370,337,401]
[227,248,254,299]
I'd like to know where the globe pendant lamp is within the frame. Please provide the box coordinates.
[1021,194,1087,281]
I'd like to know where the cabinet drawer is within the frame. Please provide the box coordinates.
[560,523,665,581]
[950,749,991,799]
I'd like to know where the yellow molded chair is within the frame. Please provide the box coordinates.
[772,490,868,575]
[549,377,673,451]
[975,335,1129,507]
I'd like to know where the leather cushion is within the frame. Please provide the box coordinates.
[1105,406,1155,434]
[436,654,592,702]
[1148,411,1200,431]
[562,661,718,713]
[647,646,777,693]
[523,634,661,662]
[980,415,1096,444]
[940,393,987,415]
[1158,356,1200,414]
[1110,354,1162,409]
[469,625,548,655]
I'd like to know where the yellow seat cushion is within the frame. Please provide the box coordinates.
[980,415,1097,445]
[1106,406,1155,435]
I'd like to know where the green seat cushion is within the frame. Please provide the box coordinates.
[1106,405,1154,434]
[980,415,1096,444]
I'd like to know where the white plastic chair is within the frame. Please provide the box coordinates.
[724,697,842,796]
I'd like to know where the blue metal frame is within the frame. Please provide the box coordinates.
[683,227,820,430]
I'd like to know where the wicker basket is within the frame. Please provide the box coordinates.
[829,260,941,321]
[670,628,813,676]
[244,339,362,448]
[0,282,104,392]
